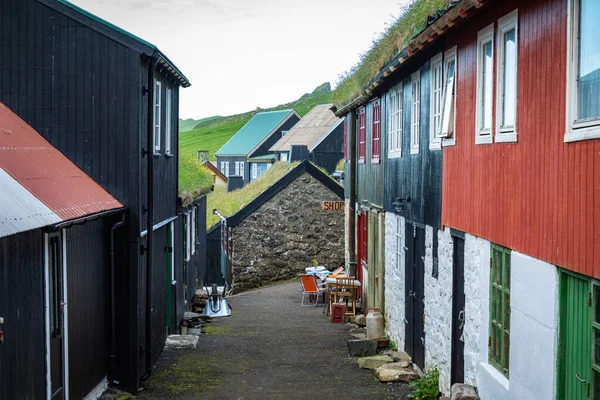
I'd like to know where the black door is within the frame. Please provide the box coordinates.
[48,233,65,400]
[405,222,425,370]
[451,235,466,384]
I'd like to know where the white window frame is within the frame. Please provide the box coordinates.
[476,23,495,145]
[565,0,600,142]
[251,163,258,180]
[388,83,403,158]
[191,208,196,256]
[410,70,421,155]
[442,46,458,147]
[280,152,288,162]
[170,221,175,285]
[281,130,289,137]
[496,10,519,143]
[185,212,191,261]
[220,161,229,177]
[165,87,172,154]
[371,98,381,163]
[430,53,444,150]
[153,80,162,153]
[234,161,244,177]
[357,107,366,163]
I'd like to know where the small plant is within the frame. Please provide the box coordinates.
[312,259,319,267]
[408,366,441,400]
[389,340,398,351]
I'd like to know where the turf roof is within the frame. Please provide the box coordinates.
[215,110,295,156]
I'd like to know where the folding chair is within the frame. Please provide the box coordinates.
[300,274,326,306]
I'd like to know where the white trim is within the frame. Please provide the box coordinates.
[247,111,301,157]
[61,229,69,400]
[185,212,191,261]
[44,233,51,400]
[371,98,382,163]
[430,53,444,150]
[357,107,366,163]
[476,23,495,145]
[191,208,196,256]
[280,152,288,162]
[495,9,519,143]
[170,221,175,285]
[410,70,421,155]
[140,215,178,237]
[153,80,162,153]
[442,46,458,147]
[308,118,344,152]
[165,87,172,154]
[565,0,600,142]
[387,82,403,158]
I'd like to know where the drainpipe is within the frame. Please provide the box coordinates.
[109,213,125,381]
[348,110,358,277]
[142,53,161,381]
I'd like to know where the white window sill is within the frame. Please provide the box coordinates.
[388,150,402,159]
[410,148,420,155]
[479,362,510,390]
[429,141,442,151]
[495,132,517,143]
[565,125,600,142]
[475,135,493,145]
[442,137,456,147]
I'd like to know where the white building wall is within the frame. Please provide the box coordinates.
[383,212,405,350]
[423,227,453,395]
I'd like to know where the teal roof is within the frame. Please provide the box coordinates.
[215,110,295,156]
[248,154,277,162]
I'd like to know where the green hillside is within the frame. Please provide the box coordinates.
[179,116,221,133]
[179,83,334,161]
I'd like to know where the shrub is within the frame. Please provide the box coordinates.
[408,366,441,400]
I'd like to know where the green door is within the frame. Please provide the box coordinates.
[166,223,173,329]
[559,271,591,399]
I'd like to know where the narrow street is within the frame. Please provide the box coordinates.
[137,282,413,400]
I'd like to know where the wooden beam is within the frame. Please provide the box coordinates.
[431,24,445,35]
[458,8,469,18]
[383,70,390,77]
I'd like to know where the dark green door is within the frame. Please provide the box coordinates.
[166,224,173,328]
[559,272,591,399]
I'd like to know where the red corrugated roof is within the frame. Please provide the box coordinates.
[0,102,124,221]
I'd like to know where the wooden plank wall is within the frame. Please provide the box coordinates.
[442,0,600,277]
[357,100,385,207]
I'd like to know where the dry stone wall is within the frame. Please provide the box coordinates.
[231,172,344,291]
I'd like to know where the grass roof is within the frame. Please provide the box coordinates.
[333,0,451,109]
[206,162,300,228]
[179,153,214,205]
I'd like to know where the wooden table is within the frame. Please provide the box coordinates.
[324,278,361,316]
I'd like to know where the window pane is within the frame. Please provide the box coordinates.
[481,41,493,131]
[594,369,600,400]
[441,61,456,136]
[578,0,600,120]
[502,29,517,128]
[595,327,600,367]
[504,251,511,289]
[595,286,600,324]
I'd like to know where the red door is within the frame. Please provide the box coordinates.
[356,211,368,285]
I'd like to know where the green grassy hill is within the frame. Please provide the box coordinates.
[179,116,221,133]
[179,83,334,161]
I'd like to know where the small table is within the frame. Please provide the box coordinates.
[324,277,361,316]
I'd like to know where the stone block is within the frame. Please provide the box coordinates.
[451,383,480,400]
[354,314,366,327]
[347,339,377,357]
[382,350,412,363]
[165,335,199,350]
[373,362,419,383]
[357,355,393,370]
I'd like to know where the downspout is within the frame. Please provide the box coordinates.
[109,213,126,381]
[348,110,358,277]
[142,53,161,381]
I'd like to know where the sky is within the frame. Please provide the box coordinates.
[70,0,408,120]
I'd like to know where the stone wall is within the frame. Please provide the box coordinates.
[424,227,453,395]
[231,172,344,291]
[384,213,405,351]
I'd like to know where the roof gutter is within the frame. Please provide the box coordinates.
[44,207,126,232]
[333,0,490,117]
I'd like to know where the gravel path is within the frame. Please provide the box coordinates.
[137,281,413,400]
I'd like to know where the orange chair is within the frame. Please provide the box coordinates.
[300,274,326,307]
[333,276,357,316]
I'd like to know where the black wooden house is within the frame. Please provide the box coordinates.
[0,0,200,394]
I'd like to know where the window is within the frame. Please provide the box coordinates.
[185,212,191,261]
[388,84,403,158]
[191,208,196,256]
[153,80,162,153]
[251,163,258,181]
[165,87,172,154]
[357,107,366,163]
[410,70,421,154]
[281,130,288,137]
[343,116,348,161]
[476,24,494,144]
[441,47,458,146]
[220,161,229,177]
[234,161,244,177]
[489,244,511,377]
[566,0,600,141]
[280,152,288,162]
[371,99,381,163]
[169,221,175,283]
[496,10,518,142]
[430,54,443,150]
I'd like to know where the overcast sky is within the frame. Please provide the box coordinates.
[70,0,407,119]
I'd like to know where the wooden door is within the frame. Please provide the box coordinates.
[451,235,465,384]
[48,233,65,400]
[558,272,592,400]
[357,211,368,287]
[404,223,425,370]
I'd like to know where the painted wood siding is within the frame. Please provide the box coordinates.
[357,100,385,207]
[0,230,45,400]
[384,59,443,228]
[250,114,301,158]
[442,0,600,277]
[310,123,344,173]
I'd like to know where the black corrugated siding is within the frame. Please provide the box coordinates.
[310,123,344,173]
[0,230,46,400]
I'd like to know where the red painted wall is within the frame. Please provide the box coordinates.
[442,0,600,277]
